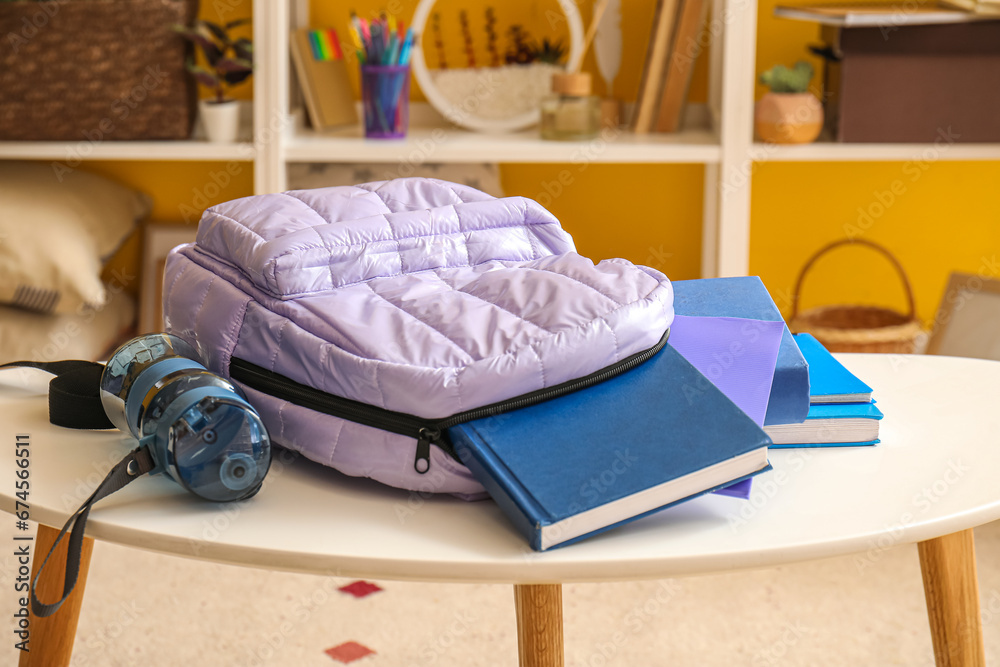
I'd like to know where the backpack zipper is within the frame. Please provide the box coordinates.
[229,328,669,474]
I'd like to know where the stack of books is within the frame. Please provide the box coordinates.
[764,334,884,448]
[448,276,808,551]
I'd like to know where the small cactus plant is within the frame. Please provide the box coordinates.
[533,38,566,65]
[759,61,813,94]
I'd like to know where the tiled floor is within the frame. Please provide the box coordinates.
[3,519,999,666]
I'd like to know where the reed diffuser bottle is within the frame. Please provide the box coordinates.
[540,72,600,141]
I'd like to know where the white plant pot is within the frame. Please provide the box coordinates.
[199,99,240,143]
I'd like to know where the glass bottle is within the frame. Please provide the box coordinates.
[540,72,600,141]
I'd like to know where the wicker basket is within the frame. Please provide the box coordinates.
[789,239,922,353]
[0,0,198,141]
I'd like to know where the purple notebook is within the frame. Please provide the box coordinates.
[670,315,785,498]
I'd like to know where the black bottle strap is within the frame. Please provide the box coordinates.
[0,360,112,429]
[1,360,153,617]
[30,446,155,617]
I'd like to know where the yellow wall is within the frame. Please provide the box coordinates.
[752,0,1000,324]
[90,0,997,324]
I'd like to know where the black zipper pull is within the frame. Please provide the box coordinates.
[414,427,439,474]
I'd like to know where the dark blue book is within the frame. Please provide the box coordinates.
[671,276,810,426]
[448,344,772,551]
[794,333,873,404]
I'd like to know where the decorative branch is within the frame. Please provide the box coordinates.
[459,10,476,68]
[485,7,500,68]
[432,12,447,69]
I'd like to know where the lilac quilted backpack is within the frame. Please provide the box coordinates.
[163,178,673,497]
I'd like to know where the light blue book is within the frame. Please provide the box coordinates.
[794,333,873,404]
[764,335,882,447]
[765,398,883,447]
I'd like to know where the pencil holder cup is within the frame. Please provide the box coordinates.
[361,65,410,138]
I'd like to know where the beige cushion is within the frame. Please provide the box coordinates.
[0,162,150,314]
[0,289,136,364]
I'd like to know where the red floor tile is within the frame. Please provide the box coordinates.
[325,641,375,664]
[338,580,383,598]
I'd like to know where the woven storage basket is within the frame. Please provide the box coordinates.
[0,0,198,141]
[789,239,922,354]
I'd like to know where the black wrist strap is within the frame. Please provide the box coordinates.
[30,446,156,617]
[0,360,112,429]
[1,359,151,617]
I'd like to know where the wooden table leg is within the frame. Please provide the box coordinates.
[918,528,985,667]
[19,523,94,667]
[514,584,563,667]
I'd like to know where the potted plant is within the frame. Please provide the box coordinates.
[755,61,823,144]
[174,19,253,143]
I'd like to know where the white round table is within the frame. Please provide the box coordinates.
[3,354,999,667]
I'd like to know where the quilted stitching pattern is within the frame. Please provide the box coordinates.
[164,178,673,496]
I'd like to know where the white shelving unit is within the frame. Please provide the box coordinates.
[752,140,1000,162]
[284,105,722,164]
[0,139,255,162]
[4,0,996,277]
[0,105,257,162]
[252,0,759,277]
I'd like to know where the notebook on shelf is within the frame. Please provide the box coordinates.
[448,343,773,551]
[289,29,358,132]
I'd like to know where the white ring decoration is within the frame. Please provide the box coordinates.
[411,0,585,132]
